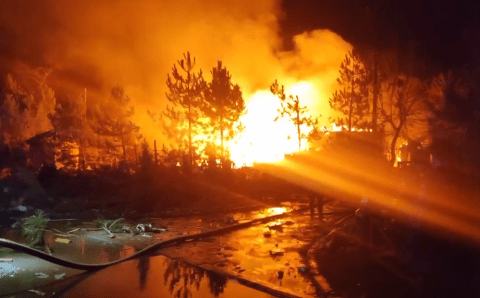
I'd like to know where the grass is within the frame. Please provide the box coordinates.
[0,247,15,257]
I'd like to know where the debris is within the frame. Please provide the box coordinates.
[142,233,153,238]
[238,269,245,273]
[234,265,242,270]
[122,225,133,233]
[28,289,46,296]
[34,272,49,279]
[0,258,13,262]
[136,224,152,233]
[0,270,16,278]
[224,216,238,224]
[277,270,284,279]
[269,249,285,257]
[55,238,71,244]
[102,227,115,238]
[54,273,66,280]
[263,231,272,238]
[268,224,284,232]
[108,218,125,230]
[152,227,166,232]
[284,220,294,225]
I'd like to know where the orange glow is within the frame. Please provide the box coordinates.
[257,149,480,245]
[228,81,321,166]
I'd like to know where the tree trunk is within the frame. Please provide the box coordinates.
[390,127,401,166]
[220,114,224,167]
[134,143,138,164]
[188,105,192,167]
[154,140,158,164]
[121,135,126,161]
[372,51,378,136]
[297,109,301,151]
[349,74,354,132]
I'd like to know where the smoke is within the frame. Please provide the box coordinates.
[0,0,352,143]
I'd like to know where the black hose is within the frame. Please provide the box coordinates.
[0,206,310,271]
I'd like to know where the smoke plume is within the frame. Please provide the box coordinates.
[0,0,352,144]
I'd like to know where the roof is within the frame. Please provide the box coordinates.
[25,130,56,146]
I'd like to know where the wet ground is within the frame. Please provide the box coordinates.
[0,202,418,298]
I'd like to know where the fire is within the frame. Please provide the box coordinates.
[228,81,320,167]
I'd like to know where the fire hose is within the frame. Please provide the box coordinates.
[1,206,314,298]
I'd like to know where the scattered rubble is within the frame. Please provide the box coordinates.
[34,272,49,279]
[28,289,46,296]
[54,272,66,280]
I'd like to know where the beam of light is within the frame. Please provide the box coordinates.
[256,148,480,246]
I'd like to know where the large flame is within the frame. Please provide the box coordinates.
[228,81,322,166]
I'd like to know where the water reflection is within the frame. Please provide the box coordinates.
[55,254,275,298]
[267,207,287,215]
[206,271,228,297]
[137,256,150,291]
[163,259,203,298]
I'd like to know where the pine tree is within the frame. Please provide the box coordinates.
[91,86,139,162]
[270,80,318,151]
[203,61,245,165]
[164,52,205,167]
[329,49,370,131]
[48,93,90,169]
[0,74,54,146]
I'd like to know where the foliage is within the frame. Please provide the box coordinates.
[270,80,318,151]
[91,86,139,162]
[163,52,206,167]
[329,49,371,131]
[48,93,89,169]
[427,68,480,169]
[203,61,246,162]
[21,212,50,248]
[378,60,429,165]
[139,139,154,172]
[0,73,55,146]
[93,217,125,233]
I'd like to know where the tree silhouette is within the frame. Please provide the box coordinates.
[0,73,55,146]
[163,259,203,298]
[378,55,429,166]
[91,86,139,162]
[427,68,480,169]
[164,52,205,168]
[329,49,370,131]
[270,80,318,151]
[137,256,150,291]
[206,271,228,297]
[203,61,245,165]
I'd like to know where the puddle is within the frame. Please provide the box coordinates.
[160,213,329,297]
[30,255,277,298]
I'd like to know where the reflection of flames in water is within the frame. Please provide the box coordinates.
[228,81,322,167]
[266,207,287,215]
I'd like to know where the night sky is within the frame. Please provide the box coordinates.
[281,0,480,73]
